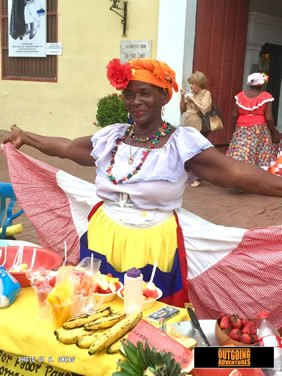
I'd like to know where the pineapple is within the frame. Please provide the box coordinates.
[112,340,182,376]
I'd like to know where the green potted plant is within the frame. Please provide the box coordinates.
[95,93,128,127]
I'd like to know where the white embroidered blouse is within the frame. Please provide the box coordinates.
[91,124,213,211]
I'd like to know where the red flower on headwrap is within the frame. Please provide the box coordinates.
[106,59,132,90]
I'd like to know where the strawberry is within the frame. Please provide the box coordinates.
[242,319,249,326]
[250,334,259,344]
[229,328,241,341]
[220,315,231,329]
[241,333,252,344]
[231,314,243,329]
[247,321,257,335]
[219,312,228,318]
[242,321,257,335]
[241,323,251,334]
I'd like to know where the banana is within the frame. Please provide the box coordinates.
[56,327,95,344]
[88,311,142,355]
[77,330,105,349]
[63,306,112,329]
[84,312,126,331]
[54,327,68,337]
[106,334,128,354]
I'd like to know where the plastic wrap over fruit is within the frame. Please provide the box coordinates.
[0,266,21,308]
[47,258,102,327]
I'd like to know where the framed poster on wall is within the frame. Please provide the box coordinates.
[8,0,47,57]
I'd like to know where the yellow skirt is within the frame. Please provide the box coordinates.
[87,205,177,273]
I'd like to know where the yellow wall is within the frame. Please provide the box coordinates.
[0,0,159,138]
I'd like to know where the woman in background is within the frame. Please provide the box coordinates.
[226,72,281,177]
[180,71,212,187]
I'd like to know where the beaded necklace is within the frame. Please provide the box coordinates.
[106,122,173,184]
[129,123,172,142]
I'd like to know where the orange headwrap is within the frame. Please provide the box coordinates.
[129,58,178,101]
[106,58,178,102]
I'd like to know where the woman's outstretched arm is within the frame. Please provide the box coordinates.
[186,146,282,197]
[2,124,94,166]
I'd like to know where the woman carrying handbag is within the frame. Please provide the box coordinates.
[180,71,212,187]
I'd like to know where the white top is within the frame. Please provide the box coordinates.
[91,123,213,211]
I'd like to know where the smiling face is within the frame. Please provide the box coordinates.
[123,81,169,128]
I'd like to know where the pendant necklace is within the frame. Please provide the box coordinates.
[128,145,139,165]
[106,122,173,185]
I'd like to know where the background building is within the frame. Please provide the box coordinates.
[1,0,281,145]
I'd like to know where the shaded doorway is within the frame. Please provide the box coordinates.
[259,43,282,127]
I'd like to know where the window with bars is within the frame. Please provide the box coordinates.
[1,0,58,82]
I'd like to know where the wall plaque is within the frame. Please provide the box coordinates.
[120,40,151,63]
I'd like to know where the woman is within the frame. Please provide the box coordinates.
[180,71,212,187]
[180,71,212,135]
[226,72,281,174]
[2,58,282,328]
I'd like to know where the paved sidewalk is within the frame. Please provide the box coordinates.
[1,129,282,245]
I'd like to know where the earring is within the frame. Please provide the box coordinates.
[161,106,165,118]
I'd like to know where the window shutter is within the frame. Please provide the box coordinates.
[1,0,58,82]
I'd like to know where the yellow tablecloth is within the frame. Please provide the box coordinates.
[0,288,189,376]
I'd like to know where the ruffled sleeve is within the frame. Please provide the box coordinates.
[90,123,128,161]
[171,127,213,164]
[168,127,213,184]
[235,91,274,111]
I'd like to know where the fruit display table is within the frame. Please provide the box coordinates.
[0,287,189,376]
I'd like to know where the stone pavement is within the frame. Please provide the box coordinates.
[1,129,282,245]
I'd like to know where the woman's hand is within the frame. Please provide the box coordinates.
[186,95,194,103]
[2,124,25,149]
[180,89,186,96]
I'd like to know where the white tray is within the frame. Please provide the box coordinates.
[170,319,218,346]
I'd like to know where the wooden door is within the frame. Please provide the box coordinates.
[193,0,249,145]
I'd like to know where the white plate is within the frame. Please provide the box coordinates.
[170,319,218,346]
